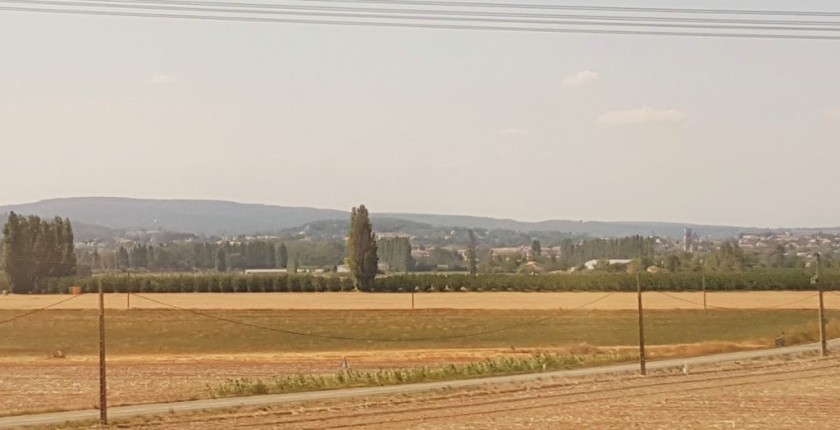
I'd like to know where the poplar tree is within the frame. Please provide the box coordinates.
[466,229,478,276]
[2,212,77,293]
[216,248,227,272]
[277,242,288,268]
[116,246,130,269]
[377,237,414,272]
[267,244,277,268]
[346,205,378,291]
[531,240,542,260]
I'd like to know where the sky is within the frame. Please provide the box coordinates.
[1,0,839,228]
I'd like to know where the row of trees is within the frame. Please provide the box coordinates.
[76,240,344,272]
[557,236,657,269]
[2,212,76,293]
[32,268,837,295]
[656,241,827,273]
[377,236,413,272]
[40,273,355,294]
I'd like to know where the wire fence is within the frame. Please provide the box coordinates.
[654,290,822,310]
[0,294,78,326]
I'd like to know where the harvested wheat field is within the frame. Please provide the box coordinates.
[2,291,839,310]
[2,304,838,418]
[3,295,839,423]
[0,349,531,416]
[0,343,764,418]
[40,354,840,429]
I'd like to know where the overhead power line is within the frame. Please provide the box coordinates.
[6,0,840,33]
[0,294,78,326]
[51,0,840,27]
[3,4,840,39]
[655,291,821,310]
[174,0,840,17]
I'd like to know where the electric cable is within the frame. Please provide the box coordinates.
[7,0,840,32]
[1,0,840,39]
[213,0,840,18]
[12,0,840,28]
[0,294,79,326]
[655,290,820,310]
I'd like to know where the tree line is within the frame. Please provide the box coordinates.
[31,268,836,295]
[1,212,76,293]
[557,236,657,269]
[377,236,413,272]
[75,240,346,272]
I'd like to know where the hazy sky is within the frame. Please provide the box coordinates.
[1,0,839,227]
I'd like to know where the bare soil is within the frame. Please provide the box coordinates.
[42,354,840,429]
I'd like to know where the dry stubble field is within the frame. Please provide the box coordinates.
[3,292,839,422]
[2,291,840,310]
[43,354,840,429]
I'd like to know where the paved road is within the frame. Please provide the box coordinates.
[2,339,836,429]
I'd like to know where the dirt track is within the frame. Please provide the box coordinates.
[42,354,840,429]
[2,291,838,310]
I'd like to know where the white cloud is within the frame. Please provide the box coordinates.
[499,127,531,136]
[147,73,176,85]
[597,107,686,126]
[828,110,840,121]
[561,70,599,88]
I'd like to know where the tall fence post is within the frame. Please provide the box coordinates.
[98,279,108,425]
[636,272,646,375]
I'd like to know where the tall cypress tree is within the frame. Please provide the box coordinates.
[215,248,227,272]
[267,244,277,268]
[116,246,130,269]
[346,205,378,291]
[277,242,288,268]
[60,217,76,276]
[466,229,478,276]
[2,212,25,292]
[531,240,542,260]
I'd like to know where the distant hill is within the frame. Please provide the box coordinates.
[377,213,753,239]
[70,222,124,242]
[0,197,346,237]
[2,197,831,240]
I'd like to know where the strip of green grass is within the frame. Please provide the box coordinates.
[1,309,836,357]
[209,351,637,398]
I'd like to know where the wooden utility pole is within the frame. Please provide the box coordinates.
[126,271,130,311]
[98,279,108,425]
[814,253,828,357]
[636,272,646,375]
[701,265,707,311]
[411,287,415,311]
